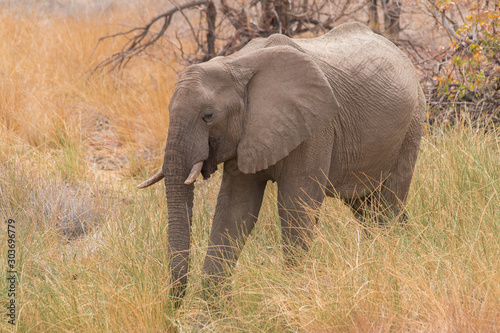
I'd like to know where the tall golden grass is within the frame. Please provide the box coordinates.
[0,6,499,332]
[0,6,175,181]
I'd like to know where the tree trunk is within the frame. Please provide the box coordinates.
[368,0,379,31]
[205,0,217,60]
[261,0,277,35]
[383,0,401,37]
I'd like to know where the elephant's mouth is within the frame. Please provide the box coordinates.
[201,137,218,179]
[201,159,218,179]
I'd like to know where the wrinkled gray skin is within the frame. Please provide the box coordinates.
[139,22,425,304]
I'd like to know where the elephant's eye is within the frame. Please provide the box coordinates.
[202,113,213,123]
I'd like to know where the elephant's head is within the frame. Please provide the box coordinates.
[138,41,339,303]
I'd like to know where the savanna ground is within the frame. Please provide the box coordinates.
[0,1,499,332]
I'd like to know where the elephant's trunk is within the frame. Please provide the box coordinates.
[159,115,208,305]
[163,150,195,303]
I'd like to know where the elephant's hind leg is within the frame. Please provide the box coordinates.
[380,115,423,222]
[344,195,374,222]
[344,191,404,226]
[345,117,422,225]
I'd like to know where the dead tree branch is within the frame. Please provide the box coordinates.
[92,0,374,74]
[90,0,206,74]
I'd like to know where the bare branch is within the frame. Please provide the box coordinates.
[441,10,460,40]
[90,0,206,75]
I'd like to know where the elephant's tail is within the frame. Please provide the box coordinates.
[137,170,164,188]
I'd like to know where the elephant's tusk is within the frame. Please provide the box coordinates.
[184,161,203,185]
[137,170,164,188]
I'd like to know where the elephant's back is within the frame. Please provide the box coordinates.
[297,23,415,78]
[297,22,420,132]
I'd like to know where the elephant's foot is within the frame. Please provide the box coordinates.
[169,278,188,309]
[282,240,310,269]
[201,275,233,311]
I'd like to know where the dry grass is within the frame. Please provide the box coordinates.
[0,5,499,332]
[0,4,175,181]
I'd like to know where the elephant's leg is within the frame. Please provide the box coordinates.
[275,131,332,266]
[344,196,372,222]
[379,115,423,223]
[277,176,326,266]
[346,116,422,224]
[202,162,267,296]
[345,194,390,227]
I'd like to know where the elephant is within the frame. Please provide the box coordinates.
[138,22,426,304]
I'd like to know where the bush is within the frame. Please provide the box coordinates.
[428,0,500,127]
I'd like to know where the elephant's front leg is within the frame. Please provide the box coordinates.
[275,137,332,266]
[278,175,326,267]
[202,160,267,298]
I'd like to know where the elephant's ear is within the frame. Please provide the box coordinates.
[231,45,341,174]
